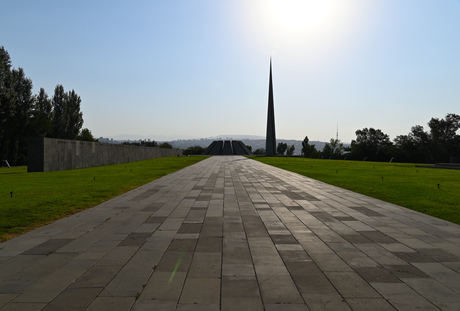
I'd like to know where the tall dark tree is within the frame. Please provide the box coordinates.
[394,125,432,163]
[0,46,14,161]
[159,142,173,149]
[0,64,34,165]
[394,114,460,163]
[51,84,67,138]
[428,113,460,162]
[183,145,205,155]
[8,68,34,164]
[276,142,287,155]
[286,145,295,156]
[51,85,83,139]
[76,128,97,142]
[30,88,53,138]
[66,89,83,139]
[322,138,344,159]
[350,128,392,161]
[301,136,317,158]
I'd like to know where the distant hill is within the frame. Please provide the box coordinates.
[99,135,349,156]
[165,138,329,156]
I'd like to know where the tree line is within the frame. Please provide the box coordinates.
[121,140,174,149]
[301,113,460,163]
[0,46,93,166]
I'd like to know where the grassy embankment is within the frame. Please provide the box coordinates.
[251,157,460,225]
[0,156,208,242]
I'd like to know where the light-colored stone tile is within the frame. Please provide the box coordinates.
[412,262,460,294]
[402,278,460,309]
[179,278,220,304]
[378,243,415,253]
[371,283,438,310]
[325,272,380,298]
[355,244,407,265]
[309,253,353,272]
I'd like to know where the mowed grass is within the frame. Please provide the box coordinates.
[0,156,208,242]
[251,157,460,225]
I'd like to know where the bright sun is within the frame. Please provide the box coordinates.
[270,0,335,32]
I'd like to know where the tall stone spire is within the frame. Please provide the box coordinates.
[265,58,276,156]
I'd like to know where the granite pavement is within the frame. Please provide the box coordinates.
[1,156,460,310]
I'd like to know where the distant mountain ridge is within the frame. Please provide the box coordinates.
[99,134,348,156]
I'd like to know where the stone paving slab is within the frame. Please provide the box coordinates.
[1,156,460,310]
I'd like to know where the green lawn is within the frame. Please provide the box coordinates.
[251,157,460,225]
[0,156,208,242]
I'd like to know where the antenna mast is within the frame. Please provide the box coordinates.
[336,123,338,141]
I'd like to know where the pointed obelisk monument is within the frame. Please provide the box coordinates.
[265,58,276,156]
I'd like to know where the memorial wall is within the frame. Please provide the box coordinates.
[27,137,183,172]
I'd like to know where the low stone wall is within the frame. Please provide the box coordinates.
[27,137,183,172]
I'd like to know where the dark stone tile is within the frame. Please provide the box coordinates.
[360,231,396,243]
[0,279,37,294]
[196,237,223,253]
[155,251,193,272]
[292,272,337,294]
[41,287,102,311]
[341,234,373,244]
[200,217,223,236]
[22,239,73,255]
[71,265,122,287]
[285,261,321,276]
[242,215,261,222]
[334,216,356,221]
[392,251,437,263]
[113,206,129,210]
[186,209,207,222]
[349,206,383,217]
[281,190,304,201]
[167,239,197,252]
[269,203,285,208]
[310,212,337,223]
[384,265,429,279]
[222,276,261,299]
[287,206,304,211]
[279,250,311,263]
[415,248,460,262]
[118,233,151,246]
[196,195,212,201]
[178,223,202,234]
[271,235,298,244]
[144,216,167,224]
[244,222,268,238]
[223,247,253,264]
[191,206,207,210]
[355,267,402,283]
[129,189,158,201]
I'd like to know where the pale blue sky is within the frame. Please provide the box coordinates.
[2,0,459,142]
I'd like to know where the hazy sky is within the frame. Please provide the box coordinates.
[2,0,459,142]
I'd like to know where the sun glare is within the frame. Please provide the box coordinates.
[270,0,335,33]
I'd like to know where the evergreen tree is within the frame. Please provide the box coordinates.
[66,89,83,139]
[0,46,14,161]
[51,84,67,138]
[301,136,317,158]
[276,142,287,155]
[30,88,53,137]
[159,142,173,149]
[286,145,295,156]
[76,128,97,142]
[8,67,34,164]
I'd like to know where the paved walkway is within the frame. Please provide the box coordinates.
[1,156,460,311]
